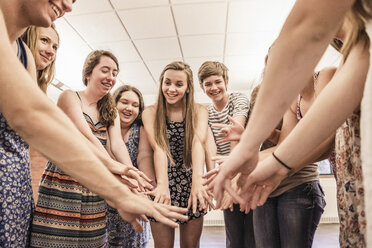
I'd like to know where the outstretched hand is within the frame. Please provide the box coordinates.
[113,194,188,233]
[109,162,153,192]
[211,115,244,144]
[188,177,215,214]
[145,183,171,205]
[233,155,289,211]
[203,147,259,209]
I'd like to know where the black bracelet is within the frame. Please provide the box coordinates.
[272,152,293,171]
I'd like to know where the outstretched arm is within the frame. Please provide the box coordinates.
[239,42,369,209]
[189,105,215,213]
[0,11,187,229]
[203,0,354,207]
[142,106,171,205]
[242,0,353,151]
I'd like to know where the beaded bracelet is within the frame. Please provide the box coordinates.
[272,152,293,171]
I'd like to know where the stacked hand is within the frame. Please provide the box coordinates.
[145,183,171,205]
[203,153,289,212]
[109,161,154,192]
[188,177,215,214]
[112,193,188,233]
[203,147,259,209]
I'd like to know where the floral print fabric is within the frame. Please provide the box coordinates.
[335,111,366,248]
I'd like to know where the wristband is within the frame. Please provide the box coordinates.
[272,152,293,171]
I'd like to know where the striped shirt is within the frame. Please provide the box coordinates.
[207,92,249,155]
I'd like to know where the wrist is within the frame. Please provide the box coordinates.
[269,153,291,177]
[107,184,131,207]
[156,180,169,187]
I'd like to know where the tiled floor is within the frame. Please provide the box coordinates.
[147,223,339,248]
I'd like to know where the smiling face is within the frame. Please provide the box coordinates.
[161,69,188,105]
[202,75,228,103]
[35,27,59,71]
[86,55,118,96]
[116,90,140,127]
[21,0,74,27]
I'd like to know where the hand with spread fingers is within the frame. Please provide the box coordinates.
[219,173,240,211]
[188,177,215,214]
[114,194,189,233]
[109,162,154,192]
[211,115,244,144]
[145,183,171,205]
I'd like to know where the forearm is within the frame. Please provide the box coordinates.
[275,58,368,170]
[238,0,353,151]
[300,134,335,167]
[153,149,169,186]
[111,142,133,167]
[0,12,131,203]
[205,127,216,172]
[138,156,156,183]
[192,139,205,181]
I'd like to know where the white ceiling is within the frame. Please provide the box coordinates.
[48,0,341,105]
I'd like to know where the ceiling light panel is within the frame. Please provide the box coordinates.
[117,7,176,39]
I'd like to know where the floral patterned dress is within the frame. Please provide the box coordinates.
[335,110,366,247]
[166,120,204,224]
[106,122,151,248]
[0,38,34,248]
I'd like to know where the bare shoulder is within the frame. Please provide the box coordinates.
[319,67,337,78]
[58,89,78,105]
[195,103,208,120]
[143,105,156,116]
[195,103,207,113]
[59,89,76,100]
[316,67,337,90]
[142,105,156,123]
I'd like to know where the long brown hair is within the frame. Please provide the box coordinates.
[21,24,59,93]
[155,61,195,168]
[82,50,118,127]
[340,5,370,62]
[113,85,145,125]
[355,0,372,20]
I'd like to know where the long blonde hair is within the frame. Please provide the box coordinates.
[82,50,118,127]
[21,24,59,93]
[155,61,195,168]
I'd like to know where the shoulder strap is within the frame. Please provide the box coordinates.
[75,91,82,101]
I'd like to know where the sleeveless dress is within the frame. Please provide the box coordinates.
[165,119,204,224]
[30,112,108,248]
[106,122,151,248]
[0,38,34,247]
[335,110,366,247]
